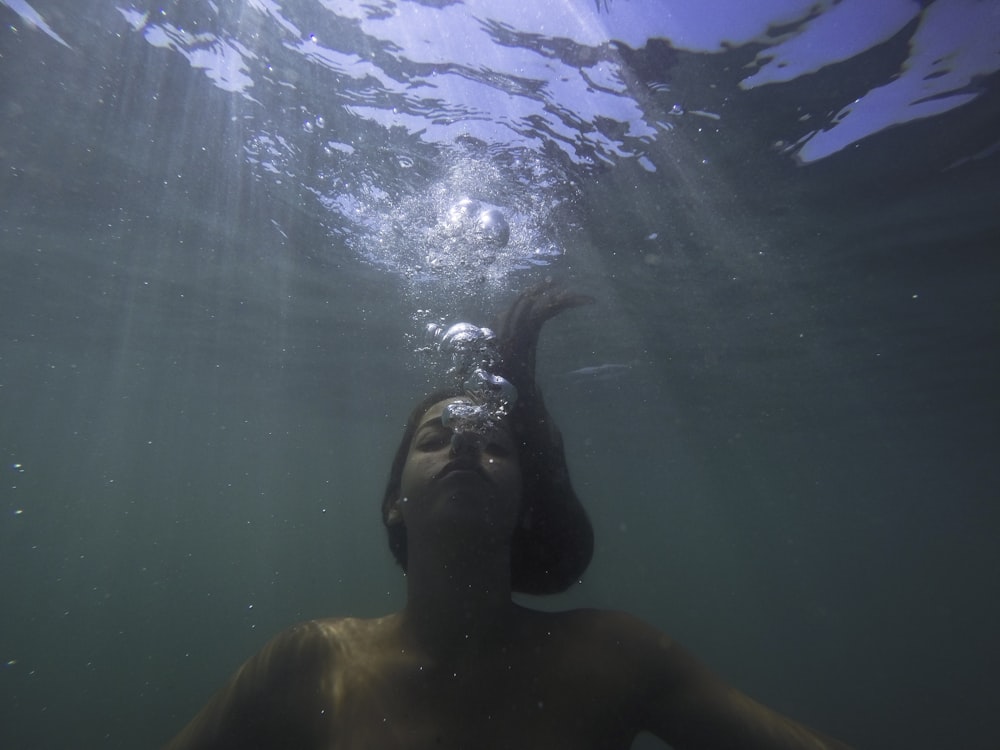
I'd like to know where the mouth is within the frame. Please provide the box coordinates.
[436,460,489,482]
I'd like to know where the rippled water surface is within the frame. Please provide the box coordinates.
[1,1,998,748]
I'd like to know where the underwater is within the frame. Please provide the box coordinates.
[1,0,998,747]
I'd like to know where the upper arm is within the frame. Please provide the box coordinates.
[619,616,854,750]
[162,621,338,750]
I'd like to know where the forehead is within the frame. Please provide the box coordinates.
[419,397,470,425]
[414,397,514,442]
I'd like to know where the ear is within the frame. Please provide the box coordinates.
[385,497,405,526]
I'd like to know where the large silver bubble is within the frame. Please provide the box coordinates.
[475,207,510,247]
[447,197,482,226]
[435,322,496,354]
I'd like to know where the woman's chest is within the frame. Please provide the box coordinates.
[328,652,637,750]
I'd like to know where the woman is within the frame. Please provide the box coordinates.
[164,283,854,749]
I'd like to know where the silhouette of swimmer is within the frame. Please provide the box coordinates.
[164,282,854,750]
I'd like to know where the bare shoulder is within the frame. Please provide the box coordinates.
[282,614,389,648]
[163,616,389,750]
[243,618,351,677]
[525,608,680,691]
[538,607,674,656]
[541,610,856,750]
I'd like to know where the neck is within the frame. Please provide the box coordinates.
[398,534,517,660]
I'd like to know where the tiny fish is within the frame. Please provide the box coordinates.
[564,363,633,382]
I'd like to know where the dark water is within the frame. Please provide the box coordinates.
[1,1,998,748]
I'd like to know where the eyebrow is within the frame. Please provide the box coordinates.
[415,415,447,433]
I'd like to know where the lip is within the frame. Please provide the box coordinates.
[435,460,489,482]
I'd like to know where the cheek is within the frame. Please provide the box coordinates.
[398,456,424,499]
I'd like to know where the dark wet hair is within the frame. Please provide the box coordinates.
[381,282,594,595]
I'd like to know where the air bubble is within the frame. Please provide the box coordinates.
[475,208,509,247]
[447,197,481,225]
[421,319,516,436]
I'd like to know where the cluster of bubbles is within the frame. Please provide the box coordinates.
[422,197,512,275]
[338,153,574,301]
[447,198,510,247]
[421,321,518,435]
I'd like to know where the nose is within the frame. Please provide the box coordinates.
[450,429,481,456]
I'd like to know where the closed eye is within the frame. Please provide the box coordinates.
[415,426,450,451]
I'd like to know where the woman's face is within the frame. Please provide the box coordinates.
[396,397,523,538]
